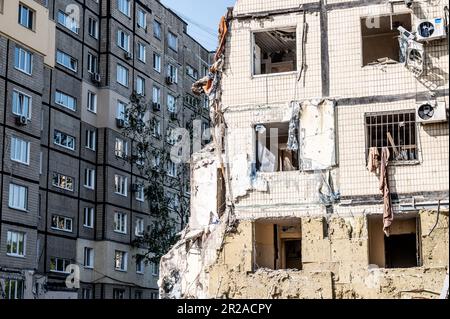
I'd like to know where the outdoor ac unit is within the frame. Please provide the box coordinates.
[166,76,174,85]
[416,101,447,124]
[170,112,177,120]
[415,18,447,42]
[116,118,125,128]
[124,51,133,60]
[91,73,101,83]
[152,102,161,111]
[15,115,28,126]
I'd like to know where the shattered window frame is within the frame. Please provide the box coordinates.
[251,26,298,77]
[360,13,412,67]
[254,122,300,173]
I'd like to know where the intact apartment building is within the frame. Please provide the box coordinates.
[160,0,449,299]
[0,0,211,299]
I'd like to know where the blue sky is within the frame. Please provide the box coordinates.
[160,0,237,51]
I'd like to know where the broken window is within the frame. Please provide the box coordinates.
[254,220,302,271]
[365,111,417,162]
[253,28,297,75]
[361,14,412,66]
[368,216,421,268]
[255,122,299,172]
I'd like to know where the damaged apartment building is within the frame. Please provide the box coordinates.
[159,0,449,299]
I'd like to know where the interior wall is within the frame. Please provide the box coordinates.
[368,216,418,267]
[254,222,275,269]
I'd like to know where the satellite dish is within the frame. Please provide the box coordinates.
[417,103,435,120]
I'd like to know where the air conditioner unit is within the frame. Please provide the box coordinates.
[166,76,174,85]
[170,112,177,120]
[124,51,133,60]
[415,18,447,42]
[91,73,101,83]
[416,101,447,124]
[15,115,28,126]
[116,118,125,128]
[152,102,161,111]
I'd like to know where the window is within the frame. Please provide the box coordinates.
[137,43,146,63]
[135,184,145,202]
[137,9,146,29]
[3,279,24,299]
[150,292,159,299]
[152,86,161,104]
[361,14,412,66]
[84,247,94,268]
[55,91,77,111]
[254,220,302,270]
[152,154,161,169]
[117,0,130,17]
[153,20,161,39]
[18,4,34,30]
[117,29,130,52]
[153,53,161,72]
[168,31,178,51]
[151,261,159,276]
[113,289,125,299]
[253,28,297,75]
[14,47,33,75]
[56,50,78,72]
[167,64,178,83]
[87,53,98,74]
[83,207,94,228]
[116,100,127,120]
[117,64,129,87]
[57,10,79,34]
[8,183,28,211]
[135,217,144,236]
[136,76,145,95]
[114,175,127,196]
[85,129,96,151]
[114,212,127,233]
[12,90,31,119]
[255,122,299,172]
[87,91,97,113]
[51,215,73,232]
[136,254,144,273]
[368,216,420,268]
[114,250,128,271]
[365,111,417,162]
[114,138,128,158]
[186,64,198,80]
[135,290,143,299]
[10,136,30,165]
[81,288,92,299]
[152,119,161,137]
[167,94,176,113]
[6,231,26,257]
[167,160,177,177]
[50,257,71,273]
[52,172,74,191]
[88,17,98,39]
[53,130,76,150]
[166,127,176,145]
[84,168,95,189]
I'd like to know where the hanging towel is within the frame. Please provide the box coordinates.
[367,147,380,173]
[379,147,393,236]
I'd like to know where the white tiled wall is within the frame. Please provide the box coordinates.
[222,1,449,214]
